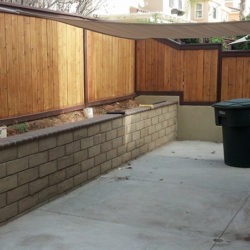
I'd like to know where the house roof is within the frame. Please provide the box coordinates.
[0,2,250,39]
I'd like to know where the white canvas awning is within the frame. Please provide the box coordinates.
[0,2,250,40]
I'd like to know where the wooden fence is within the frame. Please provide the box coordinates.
[0,13,84,120]
[136,39,250,104]
[0,11,250,123]
[221,52,250,101]
[136,39,219,104]
[86,31,135,104]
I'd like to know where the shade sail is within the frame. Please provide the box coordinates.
[0,2,250,39]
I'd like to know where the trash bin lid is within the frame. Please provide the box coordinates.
[212,98,250,109]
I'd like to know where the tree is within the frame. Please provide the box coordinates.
[1,0,107,16]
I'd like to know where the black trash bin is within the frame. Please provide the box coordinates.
[212,98,250,168]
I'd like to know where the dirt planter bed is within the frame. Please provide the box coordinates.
[0,101,177,224]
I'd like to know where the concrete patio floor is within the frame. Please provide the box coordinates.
[0,141,250,250]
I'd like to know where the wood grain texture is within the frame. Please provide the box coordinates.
[86,31,135,102]
[0,13,84,120]
[136,39,218,103]
[221,57,250,100]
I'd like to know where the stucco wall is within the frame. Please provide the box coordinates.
[177,105,222,142]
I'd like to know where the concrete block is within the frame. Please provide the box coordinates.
[0,147,17,164]
[7,184,28,204]
[159,128,166,137]
[95,153,107,165]
[18,142,38,158]
[0,163,6,178]
[122,152,131,163]
[29,152,48,168]
[81,158,94,172]
[127,141,136,152]
[112,156,122,169]
[107,149,118,161]
[74,172,87,186]
[155,123,162,132]
[6,157,28,175]
[136,121,145,131]
[112,137,123,148]
[144,118,151,127]
[0,175,18,193]
[141,111,148,120]
[106,129,117,141]
[87,124,100,136]
[100,161,112,174]
[132,131,140,141]
[57,131,73,146]
[169,104,177,112]
[139,144,148,155]
[65,141,81,155]
[81,137,94,150]
[117,127,125,137]
[93,134,102,145]
[57,155,74,170]
[18,168,38,185]
[112,118,123,129]
[39,161,57,177]
[74,149,88,164]
[140,127,149,137]
[144,135,152,144]
[57,178,74,194]
[152,116,159,125]
[88,166,100,180]
[73,128,87,140]
[49,146,65,161]
[152,132,159,141]
[39,137,56,151]
[0,203,18,223]
[124,134,132,144]
[19,194,39,213]
[29,177,48,195]
[88,145,101,158]
[148,141,156,151]
[38,185,57,203]
[100,121,112,132]
[117,145,126,155]
[125,124,136,133]
[101,141,112,153]
[0,193,6,208]
[49,170,66,185]
[162,106,169,114]
[131,148,141,159]
[135,138,144,148]
[66,164,81,178]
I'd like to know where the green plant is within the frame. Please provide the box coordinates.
[14,123,29,133]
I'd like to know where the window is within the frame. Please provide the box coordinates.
[195,3,203,18]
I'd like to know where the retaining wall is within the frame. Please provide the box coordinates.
[0,102,177,224]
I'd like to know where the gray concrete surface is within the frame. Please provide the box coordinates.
[0,141,250,250]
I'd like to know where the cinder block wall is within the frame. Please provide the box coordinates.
[0,102,177,224]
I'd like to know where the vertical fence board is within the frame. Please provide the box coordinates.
[0,14,8,118]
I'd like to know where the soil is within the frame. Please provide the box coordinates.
[7,99,139,137]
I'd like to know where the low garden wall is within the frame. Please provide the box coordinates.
[0,101,177,224]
